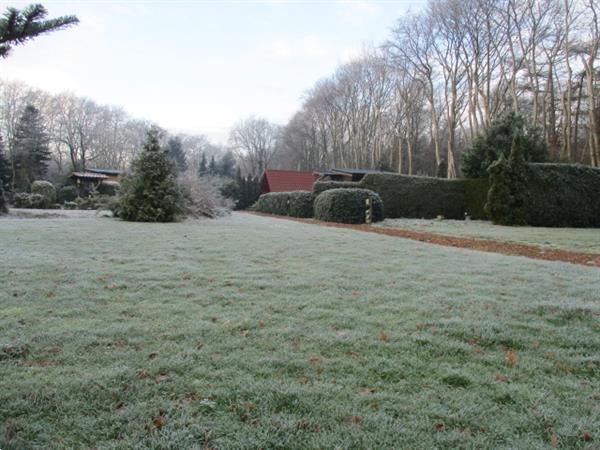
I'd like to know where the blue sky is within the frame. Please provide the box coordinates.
[3,1,425,142]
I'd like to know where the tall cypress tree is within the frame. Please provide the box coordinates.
[165,136,187,172]
[198,152,207,177]
[208,155,217,175]
[12,104,50,191]
[0,134,12,193]
[219,151,236,178]
[119,128,182,222]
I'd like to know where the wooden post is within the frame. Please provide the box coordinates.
[365,197,373,224]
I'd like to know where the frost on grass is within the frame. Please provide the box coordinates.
[0,212,598,448]
[378,218,600,253]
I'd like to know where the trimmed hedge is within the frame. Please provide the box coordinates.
[314,188,383,224]
[288,191,314,218]
[462,178,489,220]
[254,191,314,218]
[312,181,360,196]
[488,163,600,227]
[360,174,468,219]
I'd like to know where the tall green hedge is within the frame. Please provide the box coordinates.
[488,162,600,227]
[312,181,360,196]
[314,188,383,224]
[0,182,7,214]
[255,191,314,218]
[360,173,480,219]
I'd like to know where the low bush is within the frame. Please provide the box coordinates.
[255,192,290,216]
[58,185,78,203]
[74,194,115,211]
[31,180,56,205]
[255,191,315,218]
[287,191,314,218]
[312,181,360,196]
[97,181,120,196]
[13,192,47,209]
[314,188,383,224]
[360,173,466,219]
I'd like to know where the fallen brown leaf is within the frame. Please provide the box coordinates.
[505,348,518,366]
[378,331,389,343]
[344,415,362,425]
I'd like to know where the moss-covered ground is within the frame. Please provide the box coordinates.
[1,214,598,448]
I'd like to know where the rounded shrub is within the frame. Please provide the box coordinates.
[288,191,314,218]
[312,181,360,196]
[31,180,56,205]
[314,188,383,224]
[255,192,290,216]
[13,192,47,209]
[58,185,78,203]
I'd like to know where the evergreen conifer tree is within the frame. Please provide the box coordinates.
[0,4,78,58]
[208,155,217,175]
[198,152,207,177]
[0,135,12,193]
[0,180,6,214]
[119,128,182,222]
[165,136,187,172]
[219,151,236,178]
[12,104,50,191]
[462,112,547,178]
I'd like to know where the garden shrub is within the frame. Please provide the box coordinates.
[288,191,314,218]
[31,180,56,205]
[312,181,360,196]
[360,173,466,219]
[314,188,383,224]
[13,192,47,209]
[58,185,77,203]
[255,191,315,218]
[255,192,290,216]
[97,181,120,196]
[74,194,115,211]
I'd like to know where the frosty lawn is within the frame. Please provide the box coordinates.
[378,218,600,253]
[1,213,598,448]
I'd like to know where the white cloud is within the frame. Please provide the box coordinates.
[337,0,381,25]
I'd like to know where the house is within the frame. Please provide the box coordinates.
[86,168,122,182]
[70,168,122,191]
[260,169,317,194]
[315,168,395,182]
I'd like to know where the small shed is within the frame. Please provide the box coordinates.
[315,168,395,182]
[260,169,317,194]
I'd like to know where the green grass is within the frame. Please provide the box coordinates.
[1,213,599,449]
[378,218,600,253]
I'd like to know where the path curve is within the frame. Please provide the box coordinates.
[247,212,600,268]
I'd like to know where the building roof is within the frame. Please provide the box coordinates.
[88,168,122,176]
[330,168,396,175]
[71,171,108,180]
[261,169,316,193]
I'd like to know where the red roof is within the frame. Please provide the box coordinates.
[260,169,316,193]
